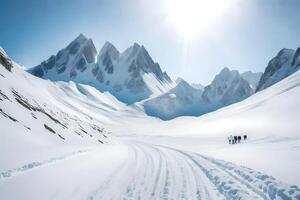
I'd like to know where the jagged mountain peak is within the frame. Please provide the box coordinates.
[256,47,300,92]
[241,71,262,89]
[122,42,147,61]
[72,33,88,44]
[100,41,119,55]
[29,34,97,78]
[217,67,239,78]
[176,79,191,88]
[175,77,185,84]
[202,67,253,105]
[210,68,240,89]
[29,36,173,104]
[98,41,120,62]
[144,67,253,120]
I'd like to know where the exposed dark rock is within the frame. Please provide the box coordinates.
[44,124,56,134]
[44,56,56,70]
[31,113,37,119]
[128,61,137,73]
[292,47,300,67]
[0,90,10,101]
[82,39,97,63]
[102,52,114,74]
[0,108,18,122]
[163,72,172,82]
[98,140,104,144]
[0,51,13,72]
[57,65,66,74]
[75,131,81,136]
[31,66,44,77]
[76,57,87,72]
[67,42,80,54]
[92,66,105,83]
[256,48,295,92]
[80,128,87,134]
[58,134,65,140]
[70,69,77,78]
[12,89,67,129]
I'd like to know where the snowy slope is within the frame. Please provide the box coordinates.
[117,64,300,188]
[143,68,253,120]
[0,49,147,172]
[256,47,300,92]
[28,34,174,104]
[1,47,300,200]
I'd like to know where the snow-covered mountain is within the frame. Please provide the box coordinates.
[144,67,253,120]
[256,47,300,92]
[28,34,174,104]
[191,83,205,91]
[241,71,262,90]
[144,80,204,120]
[176,77,205,91]
[202,67,253,106]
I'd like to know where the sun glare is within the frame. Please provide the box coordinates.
[165,0,229,40]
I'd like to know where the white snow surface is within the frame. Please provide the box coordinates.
[1,51,300,199]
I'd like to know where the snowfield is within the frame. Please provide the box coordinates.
[1,50,300,199]
[1,139,300,200]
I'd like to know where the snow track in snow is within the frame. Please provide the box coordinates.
[0,149,92,181]
[1,141,299,200]
[87,141,300,200]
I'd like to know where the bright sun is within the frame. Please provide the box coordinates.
[165,0,229,40]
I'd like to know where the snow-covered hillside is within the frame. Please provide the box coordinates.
[0,48,116,148]
[28,34,174,104]
[256,47,300,92]
[144,68,253,120]
[1,47,300,200]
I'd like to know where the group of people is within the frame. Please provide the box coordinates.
[228,135,247,144]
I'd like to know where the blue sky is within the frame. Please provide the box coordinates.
[1,0,300,84]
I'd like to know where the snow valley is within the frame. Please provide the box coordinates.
[1,34,300,200]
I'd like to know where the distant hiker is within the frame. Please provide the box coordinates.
[234,136,237,144]
[238,136,241,143]
[228,135,234,144]
[244,135,247,140]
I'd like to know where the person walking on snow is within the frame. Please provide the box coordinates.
[228,135,234,144]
